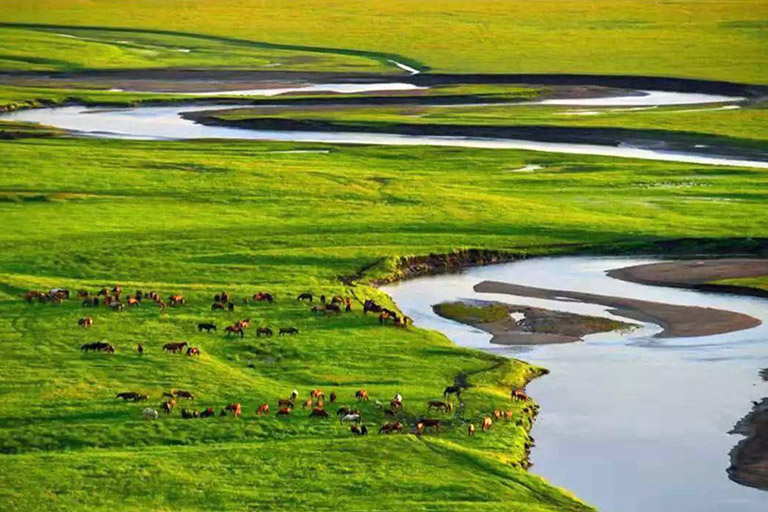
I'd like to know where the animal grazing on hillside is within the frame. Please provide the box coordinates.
[211,302,225,311]
[390,399,403,411]
[253,292,274,303]
[379,421,404,434]
[336,406,358,417]
[80,341,114,353]
[181,408,200,419]
[297,293,313,302]
[163,341,188,353]
[186,346,200,356]
[511,389,529,401]
[467,423,475,436]
[276,407,291,417]
[363,300,383,314]
[108,301,123,311]
[142,408,159,420]
[278,398,294,408]
[427,400,452,413]
[310,389,325,401]
[310,407,329,418]
[198,323,217,333]
[493,409,503,420]
[169,294,186,307]
[137,343,144,355]
[481,417,493,431]
[417,419,441,434]
[174,390,195,400]
[200,408,216,418]
[329,392,337,403]
[279,327,298,336]
[78,317,93,329]
[256,327,273,337]
[225,325,244,338]
[161,399,176,414]
[340,413,361,425]
[227,302,235,312]
[355,390,369,401]
[127,297,139,308]
[225,403,242,417]
[256,404,270,415]
[443,386,462,399]
[116,392,148,402]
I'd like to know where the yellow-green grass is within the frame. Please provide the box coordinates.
[434,302,511,324]
[1,1,767,83]
[713,276,768,293]
[1,132,767,508]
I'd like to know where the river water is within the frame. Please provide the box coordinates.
[382,256,768,512]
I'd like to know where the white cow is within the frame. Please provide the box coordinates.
[142,408,159,420]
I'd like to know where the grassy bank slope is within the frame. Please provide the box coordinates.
[1,1,767,83]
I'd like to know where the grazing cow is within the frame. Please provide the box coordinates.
[279,327,298,336]
[493,409,503,420]
[224,325,244,338]
[169,294,186,307]
[468,423,475,436]
[174,390,195,400]
[355,390,369,401]
[379,421,404,434]
[225,403,242,417]
[511,389,529,401]
[256,404,270,415]
[211,302,225,311]
[227,303,235,312]
[310,407,329,418]
[142,408,159,420]
[310,389,325,401]
[276,407,291,417]
[197,323,217,333]
[340,413,361,425]
[116,392,148,401]
[78,317,93,328]
[329,392,337,403]
[137,343,144,355]
[200,408,215,418]
[278,399,294,408]
[186,346,200,357]
[297,293,313,303]
[443,386,462,399]
[253,292,275,303]
[256,327,273,337]
[417,419,441,434]
[427,400,452,413]
[163,341,188,353]
[481,417,493,431]
[505,410,514,421]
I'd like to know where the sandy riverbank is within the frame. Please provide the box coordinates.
[474,280,761,338]
[433,300,634,345]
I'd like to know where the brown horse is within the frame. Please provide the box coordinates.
[78,317,93,328]
[309,407,329,418]
[224,325,244,338]
[256,404,270,415]
[276,407,291,417]
[468,423,476,436]
[278,398,294,408]
[379,421,404,434]
[427,400,452,413]
[256,327,273,337]
[355,390,369,401]
[225,403,242,417]
[186,347,200,357]
[163,341,188,353]
[174,390,195,400]
[482,417,493,431]
[511,389,529,401]
[417,419,441,434]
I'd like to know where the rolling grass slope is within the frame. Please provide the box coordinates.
[0,1,767,83]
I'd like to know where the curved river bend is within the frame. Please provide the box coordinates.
[2,88,766,169]
[383,257,768,512]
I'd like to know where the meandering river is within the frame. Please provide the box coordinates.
[383,256,768,512]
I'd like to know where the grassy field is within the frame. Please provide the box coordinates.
[1,1,768,83]
[0,131,767,509]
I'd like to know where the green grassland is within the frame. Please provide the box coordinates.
[434,302,511,324]
[1,1,768,83]
[1,133,767,509]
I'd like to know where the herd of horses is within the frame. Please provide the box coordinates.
[27,286,531,438]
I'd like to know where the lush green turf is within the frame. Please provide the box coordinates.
[1,132,767,509]
[714,277,768,293]
[434,302,511,324]
[1,1,767,83]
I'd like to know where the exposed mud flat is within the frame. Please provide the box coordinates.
[474,280,762,338]
[433,299,634,344]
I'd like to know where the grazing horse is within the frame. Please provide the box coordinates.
[310,389,325,401]
[211,302,225,311]
[197,323,217,333]
[181,408,200,419]
[108,301,123,312]
[310,407,329,418]
[427,400,452,413]
[200,408,215,418]
[279,327,298,336]
[276,407,291,417]
[163,341,188,353]
[225,325,244,338]
[468,424,476,436]
[481,417,493,431]
[78,317,93,328]
[363,300,383,315]
[162,399,176,414]
[256,404,270,415]
[142,408,159,420]
[253,292,275,303]
[174,390,195,400]
[137,343,144,355]
[511,389,529,401]
[80,342,114,353]
[235,319,251,330]
[505,410,514,420]
[493,409,503,420]
[329,392,337,403]
[256,327,273,337]
[169,294,186,307]
[340,413,361,425]
[355,390,369,401]
[116,392,148,401]
[127,297,139,308]
[302,398,314,409]
[379,421,404,434]
[186,347,200,357]
[297,293,313,303]
[225,403,242,417]
[443,386,462,399]
[390,399,403,411]
[278,398,294,408]
[227,302,235,312]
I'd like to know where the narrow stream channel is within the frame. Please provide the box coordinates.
[382,256,768,512]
